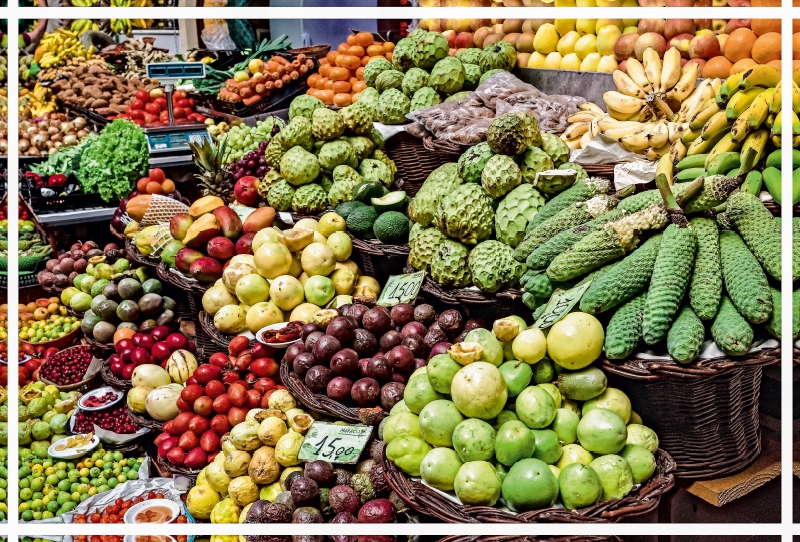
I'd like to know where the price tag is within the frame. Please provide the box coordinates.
[298,422,373,464]
[376,271,425,307]
[532,280,593,329]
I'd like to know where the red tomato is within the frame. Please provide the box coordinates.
[144,102,161,115]
[129,110,145,120]
[154,97,168,110]
[172,107,186,119]
[187,98,196,108]
[173,89,187,100]
[116,114,132,120]
[132,119,145,126]
[148,168,165,184]
[143,112,158,124]
[176,99,191,108]
[159,110,170,122]
[130,99,145,111]
[135,90,151,103]
[191,113,207,123]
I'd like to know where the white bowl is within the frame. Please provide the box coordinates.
[48,433,99,460]
[78,386,124,411]
[123,498,181,524]
[256,322,303,348]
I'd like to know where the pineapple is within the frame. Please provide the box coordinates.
[189,136,234,202]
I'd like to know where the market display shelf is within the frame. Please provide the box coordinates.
[36,207,118,227]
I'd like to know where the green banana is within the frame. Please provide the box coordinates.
[676,167,706,182]
[676,154,708,171]
[762,166,781,204]
[706,152,740,175]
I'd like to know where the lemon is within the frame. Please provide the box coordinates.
[546,312,604,370]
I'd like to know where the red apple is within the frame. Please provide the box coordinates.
[234,176,260,206]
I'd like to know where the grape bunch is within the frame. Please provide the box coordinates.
[230,139,271,180]
[220,117,283,164]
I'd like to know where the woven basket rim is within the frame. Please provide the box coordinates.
[404,265,523,305]
[437,536,623,542]
[350,234,410,258]
[382,446,675,523]
[110,223,126,241]
[127,407,166,432]
[156,262,210,296]
[197,311,255,351]
[599,347,780,381]
[100,359,133,391]
[154,452,201,479]
[39,345,101,392]
[125,238,162,268]
[280,359,387,425]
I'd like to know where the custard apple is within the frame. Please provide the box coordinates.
[264,134,287,169]
[312,139,326,155]
[311,108,345,140]
[446,91,471,102]
[430,239,472,288]
[266,180,296,212]
[482,155,522,199]
[292,184,328,214]
[434,183,495,245]
[342,136,374,160]
[339,101,375,135]
[495,184,546,248]
[408,163,464,227]
[559,162,588,183]
[317,172,333,194]
[407,28,427,42]
[358,159,394,187]
[280,146,320,186]
[519,146,554,184]
[409,87,442,112]
[357,87,380,114]
[377,89,411,125]
[282,117,314,150]
[429,57,465,96]
[469,240,526,293]
[328,179,358,208]
[457,142,494,184]
[289,95,325,121]
[463,64,482,91]
[413,32,449,69]
[369,127,385,150]
[333,164,364,186]
[364,57,394,88]
[478,42,517,73]
[408,227,446,272]
[318,140,358,172]
[455,48,481,65]
[408,222,425,248]
[370,149,397,176]
[402,67,429,97]
[541,133,570,168]
[534,170,578,196]
[375,70,405,94]
[392,38,417,72]
[257,169,283,200]
[479,69,505,85]
[487,112,540,156]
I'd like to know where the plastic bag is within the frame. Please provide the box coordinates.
[201,20,237,50]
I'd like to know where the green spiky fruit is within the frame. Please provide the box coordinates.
[413,32,449,69]
[264,133,287,169]
[429,57,465,96]
[339,101,375,135]
[463,64,482,91]
[434,183,495,245]
[357,87,380,114]
[430,239,472,287]
[409,87,442,112]
[479,69,505,85]
[487,112,541,156]
[494,184,546,248]
[281,117,314,150]
[371,149,397,176]
[291,184,328,214]
[408,227,447,272]
[402,67,429,97]
[266,179,295,212]
[289,94,325,121]
[392,37,417,72]
[280,146,320,186]
[456,48,481,65]
[369,127,385,151]
[317,140,358,172]
[364,57,394,88]
[341,136,374,161]
[518,147,554,185]
[408,163,464,227]
[311,108,345,140]
[377,88,411,125]
[468,240,526,293]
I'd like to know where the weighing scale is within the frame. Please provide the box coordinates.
[144,62,213,165]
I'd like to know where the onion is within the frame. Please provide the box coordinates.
[18,139,29,152]
[26,126,38,135]
[48,147,57,154]
[63,134,77,146]
[73,117,87,130]
[50,132,62,142]
[60,121,72,133]
[19,120,30,131]
[54,141,63,149]
[45,140,54,148]
[33,133,48,149]
[77,130,88,139]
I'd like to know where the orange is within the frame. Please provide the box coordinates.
[161,179,175,194]
[702,56,733,79]
[113,328,136,344]
[361,55,372,67]
[324,79,335,90]
[317,89,334,105]
[307,74,320,88]
[356,66,365,80]
[751,32,781,64]
[332,80,352,93]
[354,32,374,47]
[333,93,353,107]
[326,51,337,65]
[146,181,163,195]
[337,43,349,54]
[383,41,395,52]
[340,55,361,70]
[316,77,328,90]
[346,35,357,46]
[724,28,756,63]
[318,63,331,78]
[352,80,367,93]
[751,19,780,36]
[347,45,365,58]
[329,67,351,81]
[385,52,393,62]
[794,33,800,60]
[366,44,386,57]
[352,91,361,103]
[729,58,757,76]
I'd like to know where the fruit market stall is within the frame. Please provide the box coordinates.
[18,16,789,526]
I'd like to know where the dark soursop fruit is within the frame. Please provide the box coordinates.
[487,112,541,156]
[478,41,517,73]
[430,239,472,287]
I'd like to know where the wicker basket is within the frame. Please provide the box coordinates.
[154,453,201,480]
[128,407,165,432]
[156,263,210,297]
[387,132,458,196]
[762,201,800,217]
[383,445,675,523]
[38,346,103,394]
[198,310,257,351]
[100,359,132,391]
[349,235,410,283]
[82,336,115,360]
[110,223,126,241]
[280,359,386,425]
[405,266,527,321]
[600,347,779,480]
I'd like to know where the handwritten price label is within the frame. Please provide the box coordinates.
[532,280,593,329]
[376,271,425,307]
[298,422,373,464]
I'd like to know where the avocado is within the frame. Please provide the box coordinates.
[345,206,379,235]
[373,211,410,243]
[556,367,608,401]
[353,181,387,203]
[142,278,162,295]
[371,190,407,213]
[335,200,367,220]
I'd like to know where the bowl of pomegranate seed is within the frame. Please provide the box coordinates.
[38,345,102,392]
[79,386,123,411]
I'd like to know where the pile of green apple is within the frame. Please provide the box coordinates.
[382,313,661,512]
[202,212,382,334]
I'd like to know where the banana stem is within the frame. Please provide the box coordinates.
[655,172,688,227]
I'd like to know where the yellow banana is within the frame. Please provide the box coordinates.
[769,80,782,114]
[671,66,704,115]
[642,48,662,92]
[742,87,773,130]
[716,71,745,106]
[618,122,658,152]
[564,122,590,140]
[689,99,721,130]
[580,102,605,115]
[704,132,741,167]
[646,120,670,149]
[568,112,601,124]
[655,151,674,180]
[739,128,769,173]
[625,58,654,94]
[738,65,782,92]
[603,91,645,116]
[646,143,672,162]
[667,121,685,143]
[700,110,731,141]
[659,47,682,93]
[670,139,687,165]
[602,122,654,141]
[772,109,782,138]
[613,70,647,99]
[725,87,765,121]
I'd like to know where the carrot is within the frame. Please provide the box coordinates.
[243,94,262,106]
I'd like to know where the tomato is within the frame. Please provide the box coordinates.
[148,168,165,184]
[173,89,187,100]
[130,99,145,111]
[135,89,151,103]
[143,112,158,125]
[132,119,145,126]
[154,97,168,110]
[187,98,196,108]
[191,113,207,123]
[116,114,132,120]
[129,110,145,120]
[172,107,186,119]
[159,110,170,122]
[176,99,191,108]
[144,102,161,115]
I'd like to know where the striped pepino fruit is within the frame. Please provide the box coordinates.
[687,217,722,320]
[711,297,754,356]
[726,190,782,281]
[719,230,773,324]
[666,306,706,364]
[604,293,646,360]
[642,223,697,345]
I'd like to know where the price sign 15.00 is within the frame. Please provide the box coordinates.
[298,422,373,464]
[377,271,425,307]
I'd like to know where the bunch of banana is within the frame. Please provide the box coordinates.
[70,0,99,6]
[18,84,56,117]
[70,19,99,35]
[34,28,94,69]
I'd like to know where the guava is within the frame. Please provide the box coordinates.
[501,458,559,512]
[418,399,464,447]
[383,411,421,444]
[512,328,547,364]
[498,360,533,397]
[495,461,510,483]
[577,408,627,455]
[452,418,496,462]
[464,328,503,366]
[235,274,270,306]
[391,400,410,416]
[515,385,556,429]
[546,312,604,370]
[303,275,335,306]
[556,444,595,470]
[531,358,556,384]
[582,387,632,423]
[531,429,562,465]
[562,399,582,418]
[386,435,432,477]
[492,315,526,342]
[492,410,519,431]
[454,461,502,506]
[300,242,337,276]
[450,362,508,420]
[404,373,444,414]
[558,462,603,510]
[537,383,562,409]
[630,411,643,425]
[589,454,634,502]
[618,444,656,484]
[427,354,462,394]
[269,275,305,311]
[494,420,535,466]
[550,408,580,444]
[420,447,463,491]
[626,424,659,453]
